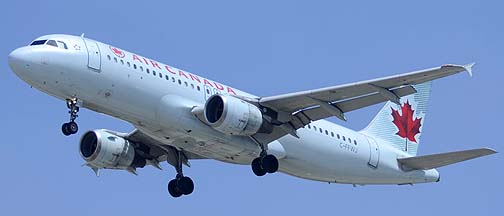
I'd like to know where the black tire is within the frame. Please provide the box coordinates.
[251,157,266,176]
[178,176,194,195]
[61,123,71,136]
[168,179,182,198]
[67,122,78,134]
[262,154,279,173]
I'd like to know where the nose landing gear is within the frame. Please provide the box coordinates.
[61,98,80,136]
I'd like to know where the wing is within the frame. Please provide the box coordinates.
[118,129,205,168]
[251,63,474,145]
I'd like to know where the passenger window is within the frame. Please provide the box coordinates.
[120,60,124,65]
[354,140,357,145]
[319,128,322,133]
[172,77,175,82]
[337,134,340,139]
[331,132,334,137]
[57,41,68,49]
[159,72,163,78]
[307,125,311,129]
[165,75,170,80]
[342,136,346,141]
[114,57,118,63]
[313,126,317,131]
[325,130,328,135]
[348,138,352,143]
[146,68,150,74]
[30,40,47,46]
[46,40,58,47]
[107,55,111,60]
[184,81,188,87]
[133,64,137,69]
[153,70,156,76]
[127,62,131,67]
[178,79,182,85]
[191,83,194,89]
[206,89,210,94]
[140,66,143,71]
[197,86,201,91]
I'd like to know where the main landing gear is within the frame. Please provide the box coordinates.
[251,147,279,176]
[61,98,80,136]
[167,151,194,198]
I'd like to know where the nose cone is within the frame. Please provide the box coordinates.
[8,47,35,76]
[9,48,26,70]
[9,47,22,62]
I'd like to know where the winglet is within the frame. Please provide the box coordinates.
[442,62,475,77]
[463,62,475,77]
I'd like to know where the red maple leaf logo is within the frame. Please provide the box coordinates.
[391,100,422,143]
[110,46,125,58]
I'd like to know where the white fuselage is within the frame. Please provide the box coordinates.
[8,34,439,185]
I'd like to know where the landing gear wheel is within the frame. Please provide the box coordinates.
[61,123,71,136]
[251,157,267,176]
[251,154,279,176]
[168,179,182,198]
[67,121,78,134]
[178,176,194,195]
[262,154,279,173]
[61,122,78,136]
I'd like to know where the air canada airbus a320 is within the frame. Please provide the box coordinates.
[8,34,496,198]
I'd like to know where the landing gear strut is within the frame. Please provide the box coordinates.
[167,151,194,198]
[61,98,79,136]
[251,143,279,176]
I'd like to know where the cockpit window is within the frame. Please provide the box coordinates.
[57,41,68,49]
[30,40,47,46]
[47,40,58,47]
[30,39,68,49]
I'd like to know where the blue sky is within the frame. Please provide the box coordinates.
[0,0,501,215]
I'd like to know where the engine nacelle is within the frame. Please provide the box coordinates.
[79,130,145,170]
[204,94,263,136]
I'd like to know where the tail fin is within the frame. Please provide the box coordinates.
[360,82,432,156]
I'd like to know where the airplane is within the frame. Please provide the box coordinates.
[8,34,496,198]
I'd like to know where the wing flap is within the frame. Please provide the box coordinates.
[397,148,497,170]
[299,85,416,122]
[124,129,205,167]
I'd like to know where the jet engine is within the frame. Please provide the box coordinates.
[79,129,146,170]
[204,94,263,136]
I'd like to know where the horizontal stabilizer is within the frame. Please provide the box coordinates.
[398,148,497,170]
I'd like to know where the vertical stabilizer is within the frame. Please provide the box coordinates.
[360,82,432,156]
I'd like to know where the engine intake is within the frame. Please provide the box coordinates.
[204,94,263,136]
[80,130,146,170]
